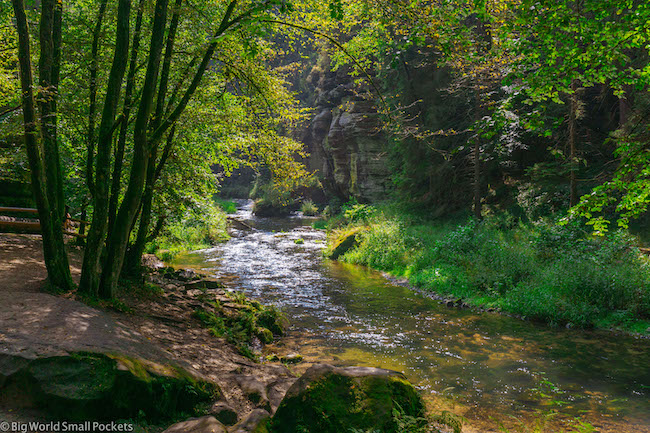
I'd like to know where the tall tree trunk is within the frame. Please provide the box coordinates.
[473,139,481,219]
[108,0,146,234]
[39,0,65,224]
[568,79,578,207]
[79,0,132,296]
[12,0,72,291]
[99,0,171,298]
[85,0,109,198]
[473,90,482,220]
[127,126,176,272]
[126,0,182,274]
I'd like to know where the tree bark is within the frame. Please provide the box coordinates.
[99,0,171,298]
[12,0,73,291]
[473,139,481,219]
[108,0,146,234]
[126,0,182,274]
[127,126,176,273]
[568,79,578,207]
[79,0,132,296]
[39,0,65,224]
[85,0,109,198]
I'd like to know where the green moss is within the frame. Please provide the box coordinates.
[326,226,364,259]
[271,370,424,433]
[193,293,287,359]
[6,352,219,422]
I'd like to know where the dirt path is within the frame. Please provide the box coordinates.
[0,233,296,428]
[0,234,82,292]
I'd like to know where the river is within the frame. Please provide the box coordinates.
[172,200,650,432]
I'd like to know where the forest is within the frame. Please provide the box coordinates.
[1,0,649,432]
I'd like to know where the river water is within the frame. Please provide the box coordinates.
[173,200,650,432]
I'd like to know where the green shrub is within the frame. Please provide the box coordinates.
[342,219,411,272]
[300,200,319,216]
[344,203,376,222]
[147,202,229,260]
[214,198,237,214]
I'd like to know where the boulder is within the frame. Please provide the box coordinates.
[270,364,425,433]
[184,278,226,291]
[162,416,227,433]
[230,409,270,433]
[210,401,238,426]
[327,227,364,260]
[235,376,270,411]
[0,292,219,421]
[252,199,292,218]
[0,351,219,421]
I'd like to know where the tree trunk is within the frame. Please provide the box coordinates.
[473,139,482,219]
[568,79,578,207]
[12,0,73,291]
[125,0,182,275]
[85,0,109,198]
[38,0,65,223]
[127,126,176,273]
[99,0,171,298]
[79,0,132,296]
[108,0,146,234]
[473,89,482,220]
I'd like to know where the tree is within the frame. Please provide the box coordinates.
[510,0,650,208]
[11,0,310,298]
[11,0,73,291]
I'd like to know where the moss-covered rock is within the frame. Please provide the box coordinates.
[270,364,424,433]
[252,199,293,217]
[326,227,364,260]
[231,409,271,433]
[0,351,219,421]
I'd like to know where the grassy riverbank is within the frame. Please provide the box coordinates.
[145,200,235,261]
[325,207,650,334]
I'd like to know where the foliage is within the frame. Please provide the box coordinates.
[332,209,650,332]
[214,198,238,214]
[344,202,376,223]
[193,291,286,359]
[300,199,319,216]
[146,200,229,261]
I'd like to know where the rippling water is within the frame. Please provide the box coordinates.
[173,200,650,432]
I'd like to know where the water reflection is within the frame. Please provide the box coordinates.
[173,200,650,432]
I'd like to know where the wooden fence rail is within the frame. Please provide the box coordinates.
[0,207,88,238]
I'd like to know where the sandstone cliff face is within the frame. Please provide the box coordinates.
[299,55,391,202]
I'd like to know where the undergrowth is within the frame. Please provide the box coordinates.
[192,291,287,359]
[328,210,650,333]
[146,202,229,261]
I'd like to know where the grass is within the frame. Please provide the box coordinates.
[214,198,238,214]
[146,203,229,262]
[327,210,650,333]
[300,199,319,216]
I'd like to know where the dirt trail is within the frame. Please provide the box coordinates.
[0,234,82,292]
[0,233,296,428]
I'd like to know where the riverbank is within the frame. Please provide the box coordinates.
[0,234,295,429]
[0,233,464,433]
[325,210,650,336]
